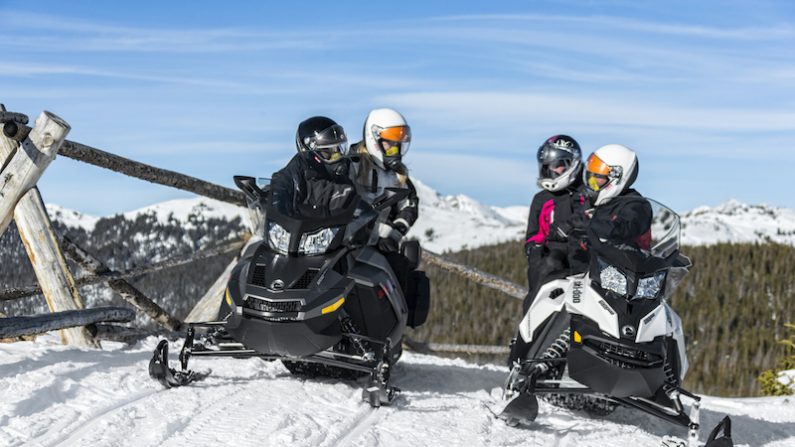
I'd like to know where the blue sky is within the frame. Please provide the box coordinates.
[1,0,793,215]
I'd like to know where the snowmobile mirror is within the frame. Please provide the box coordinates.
[234,175,265,204]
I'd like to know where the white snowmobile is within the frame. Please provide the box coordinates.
[500,197,733,447]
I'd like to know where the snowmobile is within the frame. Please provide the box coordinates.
[148,175,430,407]
[500,197,733,447]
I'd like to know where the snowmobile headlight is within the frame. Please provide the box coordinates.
[634,271,667,300]
[598,258,627,296]
[299,227,339,255]
[268,221,290,254]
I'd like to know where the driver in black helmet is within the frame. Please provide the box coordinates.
[270,116,357,219]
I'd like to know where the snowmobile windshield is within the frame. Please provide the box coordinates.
[588,196,681,273]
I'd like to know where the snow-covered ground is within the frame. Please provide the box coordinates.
[1,336,793,447]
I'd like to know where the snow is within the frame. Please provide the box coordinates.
[44,204,99,232]
[1,336,793,447]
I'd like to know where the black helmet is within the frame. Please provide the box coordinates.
[536,135,582,192]
[295,116,349,164]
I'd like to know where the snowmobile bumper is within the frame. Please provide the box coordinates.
[225,308,343,357]
[568,319,668,398]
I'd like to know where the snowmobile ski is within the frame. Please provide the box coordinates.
[148,339,208,388]
[498,393,539,426]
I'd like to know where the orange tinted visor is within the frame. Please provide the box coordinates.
[378,125,411,142]
[586,154,611,176]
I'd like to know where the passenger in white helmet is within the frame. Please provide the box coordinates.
[349,108,421,306]
[350,108,419,253]
[583,144,652,249]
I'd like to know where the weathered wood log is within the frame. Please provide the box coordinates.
[0,239,245,302]
[61,236,183,331]
[0,111,96,347]
[58,140,246,206]
[92,324,179,344]
[14,188,98,347]
[403,337,509,355]
[185,257,237,323]
[421,250,527,300]
[185,235,256,322]
[0,307,135,339]
[0,111,71,237]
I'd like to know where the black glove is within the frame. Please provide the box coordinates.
[378,236,400,253]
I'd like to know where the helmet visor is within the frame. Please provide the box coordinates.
[585,154,613,191]
[309,124,348,162]
[540,158,572,179]
[372,125,411,158]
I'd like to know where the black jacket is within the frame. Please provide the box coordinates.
[588,189,653,250]
[348,141,419,233]
[270,152,357,219]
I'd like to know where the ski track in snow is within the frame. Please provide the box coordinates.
[1,336,794,447]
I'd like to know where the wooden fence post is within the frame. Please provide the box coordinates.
[0,111,69,237]
[0,111,97,347]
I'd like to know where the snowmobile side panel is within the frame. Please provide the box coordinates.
[519,278,568,342]
[666,304,689,378]
[566,279,620,339]
[636,303,668,343]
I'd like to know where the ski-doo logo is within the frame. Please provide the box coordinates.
[270,280,284,291]
[572,281,583,303]
[643,311,656,325]
[597,299,616,315]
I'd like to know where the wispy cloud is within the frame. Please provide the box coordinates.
[425,13,795,40]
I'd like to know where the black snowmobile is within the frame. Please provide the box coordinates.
[149,175,430,407]
[500,197,733,447]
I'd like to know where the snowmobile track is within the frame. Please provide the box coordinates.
[37,388,161,447]
[323,405,385,447]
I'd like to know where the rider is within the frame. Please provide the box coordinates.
[349,108,419,253]
[508,135,590,366]
[349,108,420,308]
[523,135,591,312]
[582,144,651,249]
[270,116,357,219]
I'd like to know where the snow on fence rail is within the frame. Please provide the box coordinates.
[0,104,524,354]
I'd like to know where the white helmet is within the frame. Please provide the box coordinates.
[584,144,639,206]
[363,108,411,170]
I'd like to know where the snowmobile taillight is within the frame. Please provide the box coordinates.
[377,287,387,299]
[321,297,345,315]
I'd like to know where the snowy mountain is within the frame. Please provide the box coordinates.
[680,199,795,246]
[0,335,793,447]
[43,184,795,254]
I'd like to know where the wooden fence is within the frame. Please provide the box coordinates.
[0,105,523,356]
